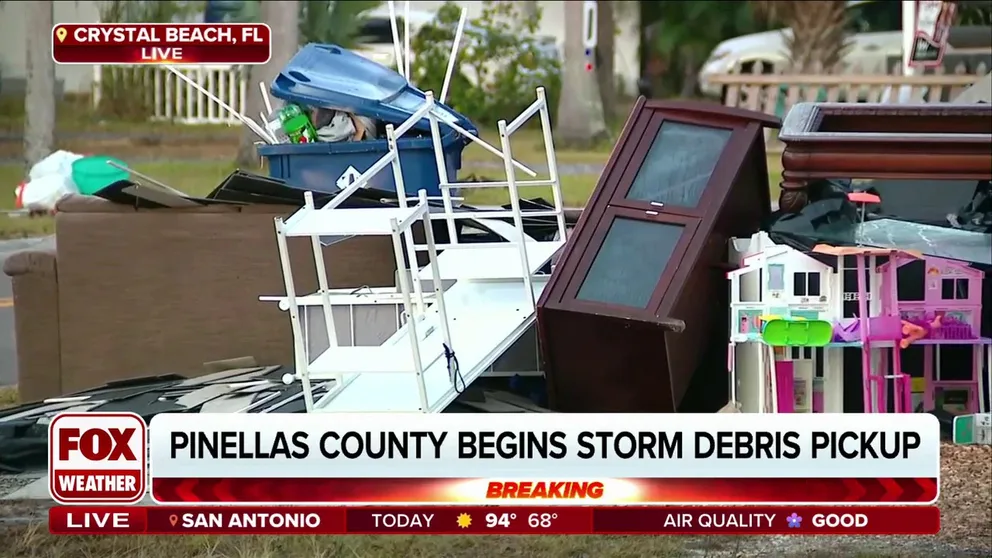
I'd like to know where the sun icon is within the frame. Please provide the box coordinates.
[456,513,472,529]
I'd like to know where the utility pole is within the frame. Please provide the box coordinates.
[236,1,300,167]
[556,1,607,148]
[24,1,56,169]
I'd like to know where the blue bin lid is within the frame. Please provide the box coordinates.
[270,43,477,135]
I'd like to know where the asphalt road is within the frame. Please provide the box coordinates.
[0,237,52,387]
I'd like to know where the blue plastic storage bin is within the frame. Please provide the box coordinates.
[260,43,477,197]
[258,130,465,197]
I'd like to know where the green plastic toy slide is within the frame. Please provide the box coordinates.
[761,319,833,347]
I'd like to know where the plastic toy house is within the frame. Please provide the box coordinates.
[537,99,781,412]
[878,256,988,414]
[728,232,990,415]
[728,232,841,414]
[768,101,992,415]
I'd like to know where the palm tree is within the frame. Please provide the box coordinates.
[596,1,617,124]
[24,1,56,169]
[751,1,850,73]
[556,1,607,148]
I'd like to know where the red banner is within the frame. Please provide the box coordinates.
[52,24,270,65]
[49,506,939,535]
[150,477,938,504]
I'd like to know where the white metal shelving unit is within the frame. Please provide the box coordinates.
[271,87,566,413]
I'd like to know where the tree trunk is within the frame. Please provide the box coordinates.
[235,1,300,167]
[556,1,607,148]
[596,1,617,124]
[24,1,56,170]
[679,51,698,98]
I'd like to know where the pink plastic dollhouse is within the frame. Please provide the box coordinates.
[879,256,989,414]
[727,233,991,416]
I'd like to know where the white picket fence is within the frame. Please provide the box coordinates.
[92,64,249,125]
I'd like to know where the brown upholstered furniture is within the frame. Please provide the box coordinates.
[4,195,396,402]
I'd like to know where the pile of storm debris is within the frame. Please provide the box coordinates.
[0,362,549,474]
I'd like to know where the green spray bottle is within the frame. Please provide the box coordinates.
[279,104,318,144]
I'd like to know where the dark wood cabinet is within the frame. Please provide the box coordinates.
[537,98,781,412]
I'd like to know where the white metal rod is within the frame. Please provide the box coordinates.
[166,65,275,143]
[387,1,406,77]
[313,384,345,409]
[498,119,536,310]
[394,196,464,203]
[322,149,398,211]
[505,97,543,135]
[385,124,426,314]
[259,81,273,115]
[756,338,765,413]
[419,189,454,361]
[390,219,430,412]
[404,1,412,80]
[106,160,185,196]
[537,87,568,241]
[729,342,737,406]
[426,210,560,220]
[426,93,459,246]
[441,180,555,189]
[412,242,537,251]
[267,293,433,308]
[304,191,340,358]
[274,218,314,411]
[440,7,468,103]
[438,115,538,177]
[397,204,430,233]
[768,345,779,413]
[394,99,435,138]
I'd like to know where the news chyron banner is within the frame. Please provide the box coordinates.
[52,24,271,65]
[47,412,941,536]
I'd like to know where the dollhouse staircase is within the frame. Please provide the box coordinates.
[269,89,566,412]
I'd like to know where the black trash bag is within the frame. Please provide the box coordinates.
[766,178,862,249]
[948,179,992,232]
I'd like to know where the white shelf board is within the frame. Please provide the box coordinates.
[309,343,444,375]
[317,278,549,412]
[418,240,564,280]
[283,206,425,237]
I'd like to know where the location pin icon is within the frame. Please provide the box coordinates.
[169,514,178,527]
[56,27,67,43]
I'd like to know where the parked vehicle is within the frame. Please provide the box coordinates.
[698,0,991,99]
[351,6,437,69]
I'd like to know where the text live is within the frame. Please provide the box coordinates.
[49,506,940,536]
[52,24,271,65]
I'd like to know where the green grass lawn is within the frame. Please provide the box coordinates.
[0,118,783,240]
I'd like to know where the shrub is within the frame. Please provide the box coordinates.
[411,1,561,127]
